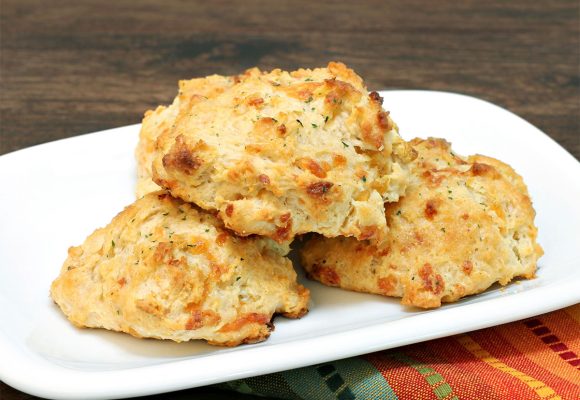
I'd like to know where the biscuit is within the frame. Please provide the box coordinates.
[51,191,309,346]
[135,74,237,198]
[300,138,543,308]
[152,62,414,243]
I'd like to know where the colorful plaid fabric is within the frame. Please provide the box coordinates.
[218,304,580,399]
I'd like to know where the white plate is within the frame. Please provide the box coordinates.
[1,91,579,400]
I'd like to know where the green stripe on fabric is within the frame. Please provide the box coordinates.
[434,383,453,398]
[283,357,398,400]
[219,372,302,400]
[426,374,443,385]
[283,363,344,399]
[333,357,398,400]
[220,380,255,395]
[390,352,458,400]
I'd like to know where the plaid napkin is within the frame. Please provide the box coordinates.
[217,304,580,400]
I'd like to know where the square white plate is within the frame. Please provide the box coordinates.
[1,91,579,400]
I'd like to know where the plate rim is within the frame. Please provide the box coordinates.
[2,279,579,400]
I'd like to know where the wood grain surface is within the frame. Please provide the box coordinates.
[1,0,578,399]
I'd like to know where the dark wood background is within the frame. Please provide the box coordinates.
[1,0,578,399]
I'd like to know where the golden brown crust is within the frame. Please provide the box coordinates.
[51,191,309,346]
[301,138,543,308]
[149,62,413,243]
[135,75,236,198]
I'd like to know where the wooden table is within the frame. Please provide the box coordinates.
[1,1,578,399]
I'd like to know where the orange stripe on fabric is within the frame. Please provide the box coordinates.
[389,352,459,400]
[470,325,580,399]
[523,317,580,371]
[563,304,580,325]
[536,307,580,347]
[496,319,580,384]
[456,334,562,400]
[401,337,519,399]
[365,352,438,399]
[531,308,580,364]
